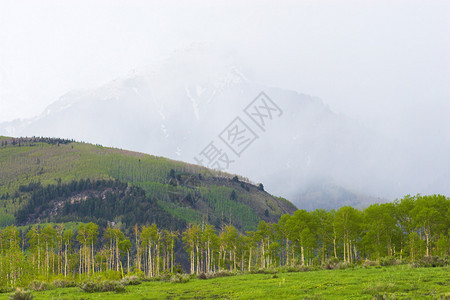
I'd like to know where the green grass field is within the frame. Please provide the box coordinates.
[2,266,448,299]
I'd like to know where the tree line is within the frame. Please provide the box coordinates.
[0,194,448,288]
[0,137,75,147]
[181,194,448,273]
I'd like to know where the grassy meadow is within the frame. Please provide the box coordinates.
[2,265,448,299]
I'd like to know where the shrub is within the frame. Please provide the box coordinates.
[287,267,300,272]
[412,256,448,268]
[363,259,379,267]
[213,270,236,278]
[101,281,126,293]
[328,257,339,264]
[323,257,339,270]
[29,281,51,291]
[52,279,77,288]
[79,281,100,293]
[379,257,399,266]
[120,276,142,286]
[197,273,207,280]
[335,262,353,270]
[203,270,236,279]
[159,273,172,281]
[169,274,190,283]
[9,290,33,300]
[79,280,126,293]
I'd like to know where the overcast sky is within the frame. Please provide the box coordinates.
[1,0,449,142]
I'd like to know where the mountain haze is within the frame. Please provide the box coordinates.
[1,49,446,208]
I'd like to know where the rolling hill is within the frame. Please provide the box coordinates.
[0,136,296,231]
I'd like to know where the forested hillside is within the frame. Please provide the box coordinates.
[0,136,296,231]
[14,180,186,231]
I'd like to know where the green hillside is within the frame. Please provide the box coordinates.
[0,136,296,230]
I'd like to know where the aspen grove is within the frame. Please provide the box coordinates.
[0,194,448,288]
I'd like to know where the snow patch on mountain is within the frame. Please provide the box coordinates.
[185,85,200,120]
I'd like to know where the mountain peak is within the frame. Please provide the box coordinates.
[1,47,445,207]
